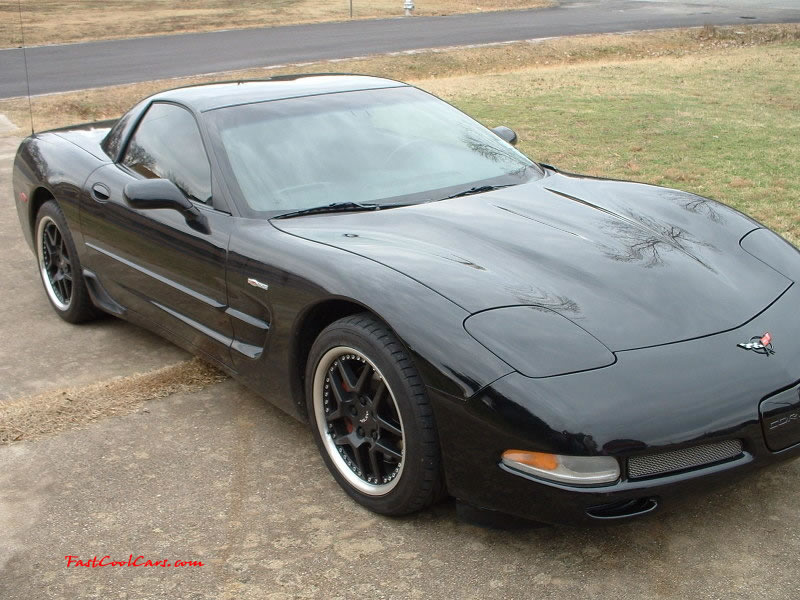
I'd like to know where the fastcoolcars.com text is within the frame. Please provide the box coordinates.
[64,555,204,568]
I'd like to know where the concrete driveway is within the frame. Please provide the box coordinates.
[2,380,800,599]
[1,116,799,598]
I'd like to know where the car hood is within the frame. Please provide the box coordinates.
[273,171,791,351]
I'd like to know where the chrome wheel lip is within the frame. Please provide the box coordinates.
[313,346,406,496]
[36,215,71,312]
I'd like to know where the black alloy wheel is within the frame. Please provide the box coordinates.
[306,313,445,515]
[38,215,72,310]
[35,200,98,323]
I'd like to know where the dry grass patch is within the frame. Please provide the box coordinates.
[423,43,800,245]
[0,25,796,239]
[0,358,227,444]
[2,24,798,134]
[0,0,553,48]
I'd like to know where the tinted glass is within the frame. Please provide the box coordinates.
[122,103,212,203]
[208,86,541,214]
[102,99,147,160]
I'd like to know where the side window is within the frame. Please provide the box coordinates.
[122,103,212,203]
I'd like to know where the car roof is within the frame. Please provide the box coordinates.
[149,74,409,112]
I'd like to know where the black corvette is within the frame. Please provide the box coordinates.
[13,75,800,525]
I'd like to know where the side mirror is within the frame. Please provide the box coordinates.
[123,179,210,234]
[124,178,192,211]
[491,126,518,146]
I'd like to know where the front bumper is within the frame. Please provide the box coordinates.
[431,284,800,525]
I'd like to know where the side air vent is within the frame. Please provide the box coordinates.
[628,440,744,479]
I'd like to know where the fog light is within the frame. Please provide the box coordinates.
[501,450,620,486]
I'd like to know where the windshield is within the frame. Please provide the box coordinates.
[208,85,543,215]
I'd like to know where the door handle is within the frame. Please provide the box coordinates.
[91,182,110,202]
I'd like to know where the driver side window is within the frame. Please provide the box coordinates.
[122,102,212,204]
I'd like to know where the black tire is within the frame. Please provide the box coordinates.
[305,313,445,515]
[35,200,98,323]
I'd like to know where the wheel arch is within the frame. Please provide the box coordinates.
[289,298,399,419]
[29,186,57,237]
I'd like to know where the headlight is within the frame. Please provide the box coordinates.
[501,449,620,486]
[464,305,615,378]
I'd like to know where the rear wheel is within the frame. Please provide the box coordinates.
[35,201,98,323]
[306,313,444,515]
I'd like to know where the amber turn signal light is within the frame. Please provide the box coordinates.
[501,450,559,471]
[501,449,620,486]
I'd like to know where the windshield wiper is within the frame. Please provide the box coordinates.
[273,201,381,219]
[441,184,515,200]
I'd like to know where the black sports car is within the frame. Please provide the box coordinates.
[13,75,800,525]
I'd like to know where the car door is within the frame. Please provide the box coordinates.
[81,101,235,368]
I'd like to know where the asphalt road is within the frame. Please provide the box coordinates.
[2,0,800,98]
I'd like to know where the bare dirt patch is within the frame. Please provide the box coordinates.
[0,358,227,444]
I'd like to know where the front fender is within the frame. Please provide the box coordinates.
[226,220,515,420]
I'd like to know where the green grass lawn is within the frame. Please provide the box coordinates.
[428,43,800,245]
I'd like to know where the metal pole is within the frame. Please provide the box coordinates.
[350,0,353,18]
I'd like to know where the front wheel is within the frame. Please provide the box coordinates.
[306,313,445,515]
[35,200,98,323]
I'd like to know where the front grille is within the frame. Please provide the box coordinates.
[627,439,744,479]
